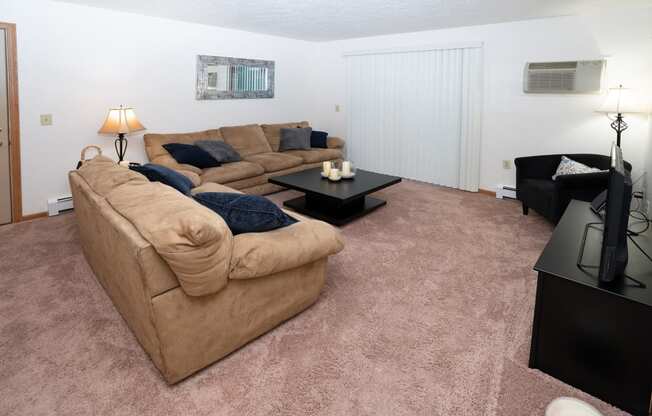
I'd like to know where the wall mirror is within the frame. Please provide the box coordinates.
[196,55,275,100]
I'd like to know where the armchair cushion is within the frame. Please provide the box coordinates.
[552,156,603,180]
[230,219,345,280]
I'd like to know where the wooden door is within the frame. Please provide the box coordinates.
[0,28,10,225]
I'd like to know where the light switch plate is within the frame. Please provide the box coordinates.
[40,114,53,126]
[335,104,341,112]
[502,160,512,170]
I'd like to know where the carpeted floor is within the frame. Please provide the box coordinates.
[0,180,631,416]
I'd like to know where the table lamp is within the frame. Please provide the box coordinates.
[98,105,146,162]
[596,85,649,147]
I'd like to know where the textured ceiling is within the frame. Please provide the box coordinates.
[59,0,652,41]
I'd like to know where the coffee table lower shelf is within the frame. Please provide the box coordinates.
[283,193,386,226]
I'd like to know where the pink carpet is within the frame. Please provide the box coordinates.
[0,180,631,415]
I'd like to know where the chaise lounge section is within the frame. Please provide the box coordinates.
[69,156,344,383]
[144,122,345,195]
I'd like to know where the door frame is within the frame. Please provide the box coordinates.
[0,22,22,223]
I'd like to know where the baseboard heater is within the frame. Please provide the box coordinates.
[495,185,517,200]
[47,195,74,216]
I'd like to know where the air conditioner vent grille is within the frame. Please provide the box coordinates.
[528,71,576,91]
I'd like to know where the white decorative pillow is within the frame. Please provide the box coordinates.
[552,156,602,180]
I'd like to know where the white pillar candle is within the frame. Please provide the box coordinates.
[329,168,340,180]
[342,161,351,176]
[323,161,331,176]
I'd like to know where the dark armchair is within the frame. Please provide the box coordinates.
[514,154,632,224]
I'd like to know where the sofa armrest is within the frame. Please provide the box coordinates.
[327,136,345,149]
[229,219,345,280]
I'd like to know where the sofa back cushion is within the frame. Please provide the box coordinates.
[144,129,223,161]
[219,124,271,157]
[106,180,233,297]
[77,155,147,196]
[260,121,310,152]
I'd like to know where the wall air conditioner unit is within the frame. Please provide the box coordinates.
[523,60,605,94]
[47,195,73,216]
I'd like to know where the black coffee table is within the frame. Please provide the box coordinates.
[269,168,401,226]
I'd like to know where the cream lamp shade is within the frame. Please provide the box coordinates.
[596,85,649,115]
[98,105,145,162]
[98,105,146,134]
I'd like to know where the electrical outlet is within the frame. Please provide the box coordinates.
[40,114,53,126]
[335,104,341,112]
[502,160,512,170]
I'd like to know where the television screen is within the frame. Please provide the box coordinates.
[598,144,632,283]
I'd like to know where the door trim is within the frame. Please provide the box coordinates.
[0,22,21,223]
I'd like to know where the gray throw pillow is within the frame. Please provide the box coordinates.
[195,140,242,163]
[279,127,312,151]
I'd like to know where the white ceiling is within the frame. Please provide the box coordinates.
[59,0,652,41]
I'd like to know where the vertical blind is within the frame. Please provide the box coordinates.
[345,45,483,191]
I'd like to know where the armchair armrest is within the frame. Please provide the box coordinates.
[327,136,345,149]
[150,155,202,187]
[554,171,609,188]
[514,155,563,181]
[229,219,344,280]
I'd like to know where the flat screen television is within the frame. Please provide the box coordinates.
[598,143,632,283]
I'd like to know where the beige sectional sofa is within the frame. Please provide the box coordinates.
[69,156,344,383]
[143,122,345,195]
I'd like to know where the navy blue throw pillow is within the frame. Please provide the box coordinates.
[130,163,194,195]
[193,192,297,235]
[162,143,220,169]
[310,130,328,148]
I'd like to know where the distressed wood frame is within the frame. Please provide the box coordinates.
[196,55,275,100]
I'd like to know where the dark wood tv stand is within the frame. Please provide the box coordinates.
[530,200,652,416]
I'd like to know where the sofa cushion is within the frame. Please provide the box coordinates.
[310,130,329,148]
[243,152,303,173]
[163,143,221,169]
[327,136,345,149]
[130,163,194,195]
[279,127,312,151]
[282,148,343,164]
[195,140,242,163]
[201,161,265,184]
[193,193,297,235]
[191,182,243,195]
[144,130,223,161]
[220,124,271,157]
[260,121,310,152]
[150,153,203,175]
[230,219,345,280]
[76,156,147,196]
[105,181,233,297]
